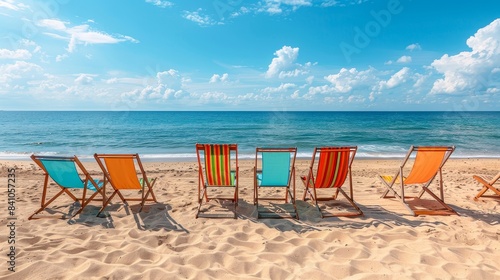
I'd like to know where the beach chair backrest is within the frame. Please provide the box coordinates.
[40,158,85,189]
[260,152,291,186]
[103,156,142,190]
[314,147,352,189]
[404,147,450,185]
[203,144,234,186]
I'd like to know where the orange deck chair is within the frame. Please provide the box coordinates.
[473,171,500,200]
[254,147,298,219]
[94,154,157,216]
[29,155,104,220]
[379,146,457,216]
[196,144,238,218]
[301,147,363,218]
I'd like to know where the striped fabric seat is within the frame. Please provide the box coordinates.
[312,147,350,188]
[203,144,234,186]
[301,146,362,218]
[196,143,239,218]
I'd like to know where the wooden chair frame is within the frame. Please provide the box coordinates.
[94,153,157,216]
[29,155,105,220]
[195,143,239,218]
[473,171,500,200]
[379,146,457,216]
[254,147,298,219]
[302,146,363,218]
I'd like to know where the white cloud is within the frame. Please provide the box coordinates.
[378,67,410,90]
[199,91,229,101]
[308,67,376,95]
[37,18,138,53]
[258,0,312,14]
[209,73,229,83]
[486,87,499,93]
[56,54,68,62]
[396,55,412,63]
[74,74,95,85]
[266,46,299,78]
[0,49,31,60]
[183,9,219,26]
[321,0,339,7]
[0,0,28,11]
[431,19,500,94]
[262,83,296,93]
[145,0,173,8]
[0,61,43,83]
[406,43,422,51]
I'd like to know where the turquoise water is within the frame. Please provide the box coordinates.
[0,111,499,160]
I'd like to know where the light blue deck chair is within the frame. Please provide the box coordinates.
[254,148,298,219]
[29,155,104,219]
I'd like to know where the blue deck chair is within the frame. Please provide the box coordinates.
[29,155,104,219]
[254,148,298,219]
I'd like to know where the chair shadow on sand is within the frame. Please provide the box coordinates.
[132,203,188,233]
[69,202,188,233]
[448,204,499,226]
[234,198,463,233]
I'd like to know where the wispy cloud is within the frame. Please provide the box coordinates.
[406,43,422,51]
[257,0,312,15]
[145,0,173,8]
[397,55,412,63]
[0,0,29,11]
[262,83,296,93]
[0,49,31,59]
[37,18,138,53]
[183,9,220,26]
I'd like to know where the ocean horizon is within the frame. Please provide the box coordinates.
[1,111,499,161]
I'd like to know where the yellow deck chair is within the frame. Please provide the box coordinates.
[196,144,238,218]
[29,155,104,219]
[301,146,362,218]
[254,147,298,219]
[473,171,500,200]
[379,146,457,216]
[94,154,157,216]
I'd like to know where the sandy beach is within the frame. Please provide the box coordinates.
[0,158,499,279]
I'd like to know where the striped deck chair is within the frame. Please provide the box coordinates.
[29,155,105,220]
[379,146,457,216]
[196,144,238,218]
[301,147,362,218]
[94,154,157,216]
[254,148,298,219]
[473,171,500,200]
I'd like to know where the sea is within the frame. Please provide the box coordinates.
[0,111,499,161]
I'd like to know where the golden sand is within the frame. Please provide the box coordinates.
[0,158,499,279]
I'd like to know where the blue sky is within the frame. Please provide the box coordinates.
[0,0,499,111]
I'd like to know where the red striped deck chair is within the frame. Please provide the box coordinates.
[254,147,298,219]
[473,171,500,200]
[196,144,239,218]
[379,146,457,216]
[94,154,157,216]
[301,147,362,218]
[29,155,105,220]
